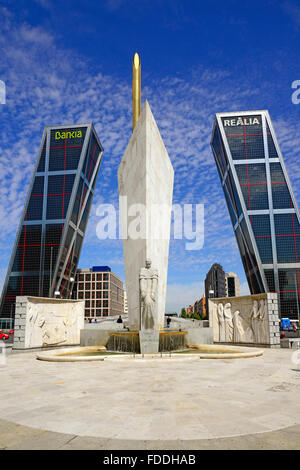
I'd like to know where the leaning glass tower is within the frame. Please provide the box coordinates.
[211,111,300,320]
[0,123,103,320]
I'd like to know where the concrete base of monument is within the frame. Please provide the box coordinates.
[139,330,159,354]
[36,344,264,362]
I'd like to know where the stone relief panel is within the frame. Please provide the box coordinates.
[20,298,85,348]
[209,294,278,345]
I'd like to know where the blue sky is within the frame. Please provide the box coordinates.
[1,0,300,312]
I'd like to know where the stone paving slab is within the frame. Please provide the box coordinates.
[1,419,300,450]
[0,348,300,447]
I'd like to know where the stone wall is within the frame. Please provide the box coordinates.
[185,328,214,346]
[208,293,280,347]
[14,296,85,350]
[80,329,112,347]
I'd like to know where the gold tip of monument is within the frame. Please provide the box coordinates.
[133,52,140,69]
[132,52,141,132]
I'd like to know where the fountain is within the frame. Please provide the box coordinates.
[106,330,188,354]
[106,332,140,353]
[36,54,264,363]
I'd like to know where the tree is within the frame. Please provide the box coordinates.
[181,308,187,318]
[191,313,201,321]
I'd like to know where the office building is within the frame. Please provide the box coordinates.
[225,272,240,297]
[205,263,226,300]
[211,110,300,320]
[187,304,194,316]
[0,123,103,320]
[73,266,124,319]
[195,296,206,319]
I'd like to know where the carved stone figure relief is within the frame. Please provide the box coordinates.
[24,300,83,348]
[224,302,234,342]
[233,310,244,343]
[217,303,225,342]
[212,297,270,345]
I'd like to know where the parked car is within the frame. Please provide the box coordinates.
[9,329,14,335]
[290,320,299,331]
[0,331,9,340]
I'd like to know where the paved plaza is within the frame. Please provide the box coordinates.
[1,347,300,449]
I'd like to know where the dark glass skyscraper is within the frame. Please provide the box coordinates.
[0,123,103,320]
[205,263,226,316]
[211,111,300,320]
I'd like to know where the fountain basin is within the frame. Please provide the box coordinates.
[36,344,264,362]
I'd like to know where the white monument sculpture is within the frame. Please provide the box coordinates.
[139,259,158,331]
[118,53,174,339]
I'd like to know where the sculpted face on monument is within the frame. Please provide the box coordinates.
[145,258,151,269]
[139,259,158,331]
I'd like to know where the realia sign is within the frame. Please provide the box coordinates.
[223,116,261,127]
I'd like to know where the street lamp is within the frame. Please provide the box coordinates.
[208,289,214,323]
[69,277,75,299]
[10,303,14,330]
[48,246,53,298]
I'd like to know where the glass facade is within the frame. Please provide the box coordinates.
[211,111,300,320]
[0,123,103,319]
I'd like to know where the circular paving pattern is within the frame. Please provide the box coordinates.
[0,348,299,441]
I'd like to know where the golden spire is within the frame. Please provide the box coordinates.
[132,52,141,132]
